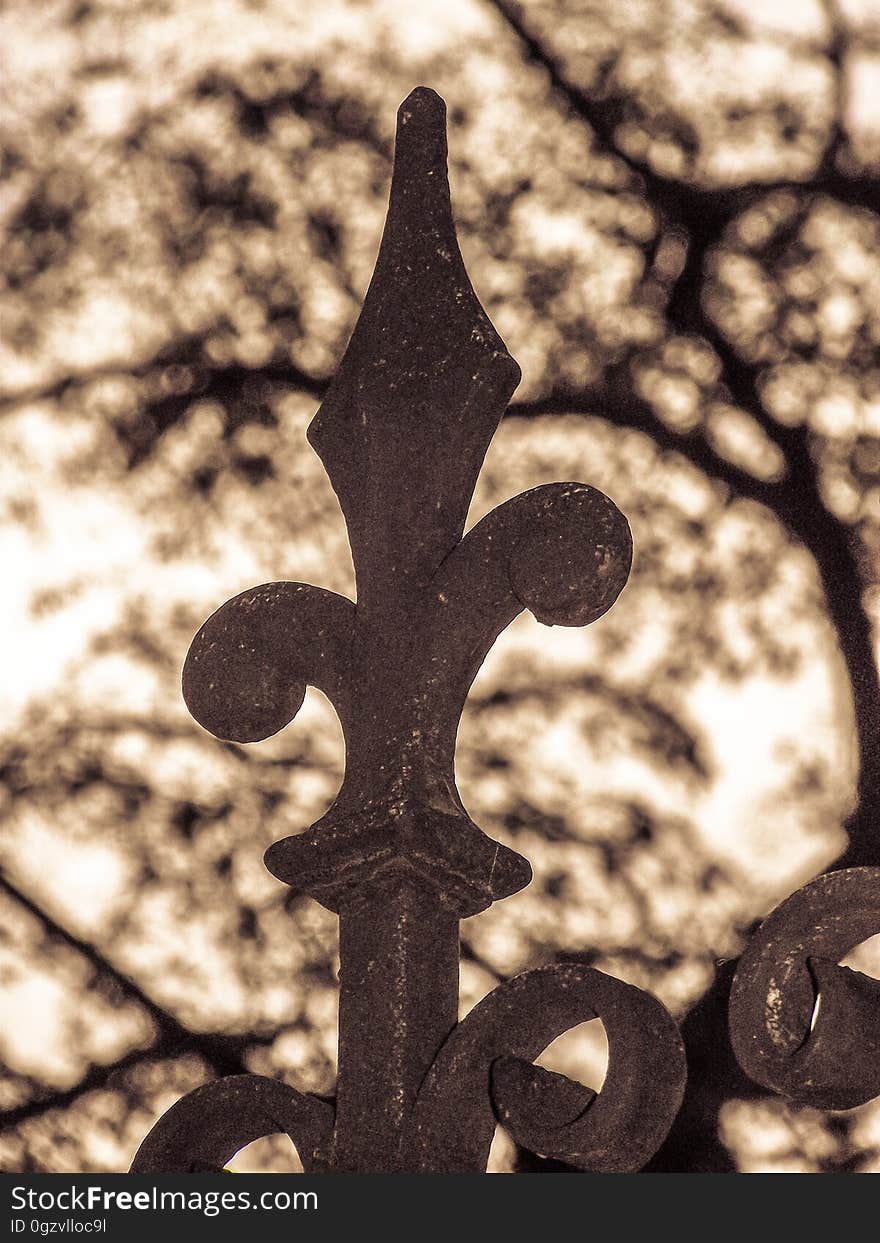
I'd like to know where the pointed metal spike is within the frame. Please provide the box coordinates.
[308,86,521,606]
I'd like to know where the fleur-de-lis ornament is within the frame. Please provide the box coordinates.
[131,87,687,1175]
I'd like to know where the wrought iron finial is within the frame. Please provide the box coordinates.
[132,87,689,1176]
[180,86,633,922]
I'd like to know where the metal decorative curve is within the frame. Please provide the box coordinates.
[183,583,354,744]
[130,1075,334,1173]
[131,87,685,1174]
[729,867,880,1110]
[408,963,686,1173]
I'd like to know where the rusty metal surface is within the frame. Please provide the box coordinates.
[132,86,689,1174]
[334,876,460,1172]
[408,963,686,1172]
[130,1075,334,1173]
[729,867,880,1111]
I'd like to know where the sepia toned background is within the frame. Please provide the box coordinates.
[1,0,878,1173]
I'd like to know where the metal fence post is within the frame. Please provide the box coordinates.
[130,88,878,1175]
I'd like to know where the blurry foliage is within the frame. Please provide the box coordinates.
[0,0,878,1173]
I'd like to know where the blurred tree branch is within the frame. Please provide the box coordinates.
[493,0,880,868]
[0,870,266,1129]
[0,332,328,454]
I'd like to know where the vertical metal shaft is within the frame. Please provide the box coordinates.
[333,873,459,1171]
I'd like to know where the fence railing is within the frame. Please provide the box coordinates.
[130,88,879,1175]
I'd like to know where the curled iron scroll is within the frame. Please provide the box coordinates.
[729,867,880,1110]
[182,582,354,744]
[408,963,686,1172]
[130,1075,334,1173]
